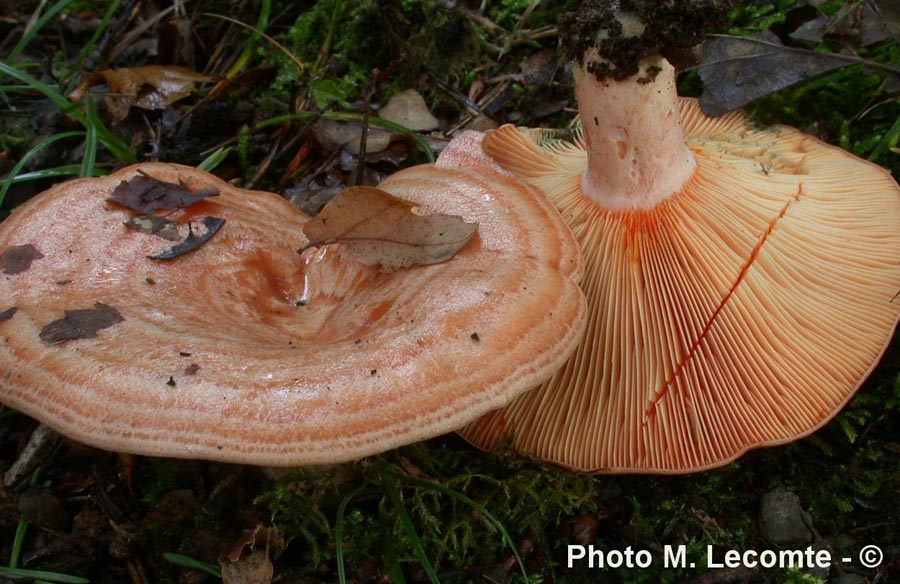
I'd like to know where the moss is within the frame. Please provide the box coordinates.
[267,0,483,103]
[249,445,603,578]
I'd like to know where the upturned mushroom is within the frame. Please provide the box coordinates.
[459,0,900,473]
[0,132,585,465]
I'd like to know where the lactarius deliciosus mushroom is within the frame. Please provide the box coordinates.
[459,0,900,473]
[0,132,585,465]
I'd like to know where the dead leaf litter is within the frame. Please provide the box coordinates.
[39,303,124,344]
[147,216,226,260]
[110,173,226,258]
[108,172,219,213]
[1,244,44,275]
[300,186,478,271]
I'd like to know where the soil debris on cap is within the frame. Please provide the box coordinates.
[39,303,124,344]
[1,244,44,275]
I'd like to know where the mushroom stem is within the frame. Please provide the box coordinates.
[575,53,695,211]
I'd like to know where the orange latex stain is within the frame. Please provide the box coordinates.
[165,200,221,222]
[609,202,671,263]
[361,299,394,331]
[648,183,805,416]
[239,250,296,327]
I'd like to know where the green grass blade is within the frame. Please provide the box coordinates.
[0,131,84,206]
[80,97,99,177]
[197,147,232,172]
[324,112,436,162]
[9,469,44,569]
[225,0,271,79]
[163,552,221,578]
[0,63,135,164]
[63,0,122,92]
[378,505,407,584]
[335,484,366,584]
[201,12,305,76]
[310,0,343,76]
[7,166,87,183]
[386,469,530,582]
[7,0,78,62]
[381,471,441,584]
[248,111,435,162]
[868,114,900,162]
[9,518,28,569]
[0,62,85,119]
[73,96,135,164]
[0,567,88,583]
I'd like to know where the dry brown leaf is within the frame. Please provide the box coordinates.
[219,525,281,584]
[519,48,560,86]
[225,525,284,561]
[147,216,226,260]
[69,65,216,122]
[312,119,392,154]
[698,32,864,116]
[219,550,273,584]
[108,171,219,214]
[378,89,440,131]
[301,185,477,271]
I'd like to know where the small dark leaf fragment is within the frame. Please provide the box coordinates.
[124,215,183,241]
[519,48,560,86]
[567,514,601,547]
[19,484,72,533]
[791,2,897,47]
[225,525,284,562]
[148,216,225,260]
[108,171,219,213]
[40,302,124,344]
[0,307,17,321]
[875,0,900,41]
[1,244,44,275]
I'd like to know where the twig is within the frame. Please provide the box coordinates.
[429,74,482,115]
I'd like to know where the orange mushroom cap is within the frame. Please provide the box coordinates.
[0,132,585,465]
[459,67,900,473]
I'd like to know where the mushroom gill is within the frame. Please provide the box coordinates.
[458,3,900,473]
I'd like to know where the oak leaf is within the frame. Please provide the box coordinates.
[69,65,215,122]
[301,186,477,271]
[108,171,219,213]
